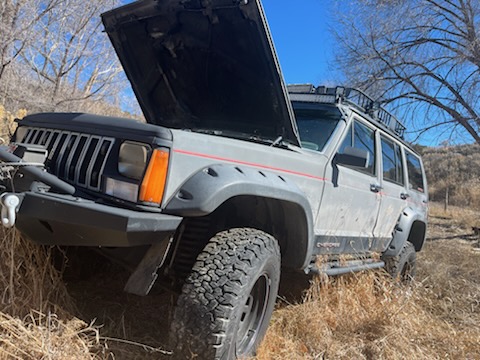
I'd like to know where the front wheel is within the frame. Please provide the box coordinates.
[170,228,281,360]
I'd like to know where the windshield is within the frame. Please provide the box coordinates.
[293,103,342,152]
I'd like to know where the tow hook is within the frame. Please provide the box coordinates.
[1,193,20,228]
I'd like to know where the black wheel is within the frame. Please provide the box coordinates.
[382,241,416,281]
[170,228,281,360]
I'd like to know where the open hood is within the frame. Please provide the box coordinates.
[102,0,300,146]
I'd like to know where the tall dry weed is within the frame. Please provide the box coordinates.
[0,311,101,360]
[257,242,480,360]
[417,240,480,328]
[0,229,104,359]
[0,229,72,317]
[0,106,25,142]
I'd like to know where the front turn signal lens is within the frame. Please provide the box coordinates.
[139,148,169,204]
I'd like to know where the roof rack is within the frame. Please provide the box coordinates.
[287,84,406,139]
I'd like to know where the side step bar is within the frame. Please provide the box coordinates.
[309,259,385,276]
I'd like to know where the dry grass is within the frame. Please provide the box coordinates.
[428,201,479,230]
[0,229,105,359]
[0,201,479,359]
[0,229,72,317]
[255,204,480,360]
[257,271,479,359]
[0,106,24,142]
[0,312,101,360]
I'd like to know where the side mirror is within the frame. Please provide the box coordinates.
[334,146,369,168]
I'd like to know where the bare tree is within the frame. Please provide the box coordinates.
[20,0,127,112]
[333,0,480,144]
[0,0,61,103]
[0,0,58,80]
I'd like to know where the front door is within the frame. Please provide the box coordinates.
[315,117,381,254]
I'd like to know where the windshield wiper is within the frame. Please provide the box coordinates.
[191,128,224,136]
[270,136,283,147]
[190,128,291,149]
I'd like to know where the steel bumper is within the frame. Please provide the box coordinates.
[15,192,182,247]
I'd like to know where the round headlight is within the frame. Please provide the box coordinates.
[118,141,150,180]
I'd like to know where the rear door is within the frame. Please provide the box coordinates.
[373,135,408,251]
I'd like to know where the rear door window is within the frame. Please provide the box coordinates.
[381,137,404,185]
[405,151,425,193]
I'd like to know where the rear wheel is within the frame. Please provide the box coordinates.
[382,241,416,281]
[171,228,281,360]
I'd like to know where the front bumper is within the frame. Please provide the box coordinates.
[15,191,182,247]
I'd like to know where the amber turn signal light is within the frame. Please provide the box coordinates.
[139,148,169,204]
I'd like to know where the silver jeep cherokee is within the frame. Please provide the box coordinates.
[0,0,428,359]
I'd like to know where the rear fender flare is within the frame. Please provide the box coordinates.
[383,206,426,257]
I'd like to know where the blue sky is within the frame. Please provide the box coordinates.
[262,0,338,85]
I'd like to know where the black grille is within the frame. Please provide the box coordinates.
[20,127,114,191]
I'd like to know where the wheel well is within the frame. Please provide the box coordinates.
[407,220,427,251]
[211,196,310,269]
[167,195,310,282]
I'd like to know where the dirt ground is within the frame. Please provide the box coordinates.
[65,205,480,359]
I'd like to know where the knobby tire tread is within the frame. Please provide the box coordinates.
[171,228,280,360]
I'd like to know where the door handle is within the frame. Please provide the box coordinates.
[400,193,410,200]
[370,184,382,193]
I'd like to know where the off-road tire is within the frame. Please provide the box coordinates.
[382,241,416,281]
[170,228,281,360]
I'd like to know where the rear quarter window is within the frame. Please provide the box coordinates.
[405,151,425,193]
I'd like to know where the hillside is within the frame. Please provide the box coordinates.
[421,144,480,211]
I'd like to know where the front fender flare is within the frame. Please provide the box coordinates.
[164,164,312,217]
[164,164,315,269]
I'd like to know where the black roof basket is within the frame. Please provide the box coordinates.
[288,84,406,139]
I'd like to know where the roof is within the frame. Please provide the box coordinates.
[288,84,407,141]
